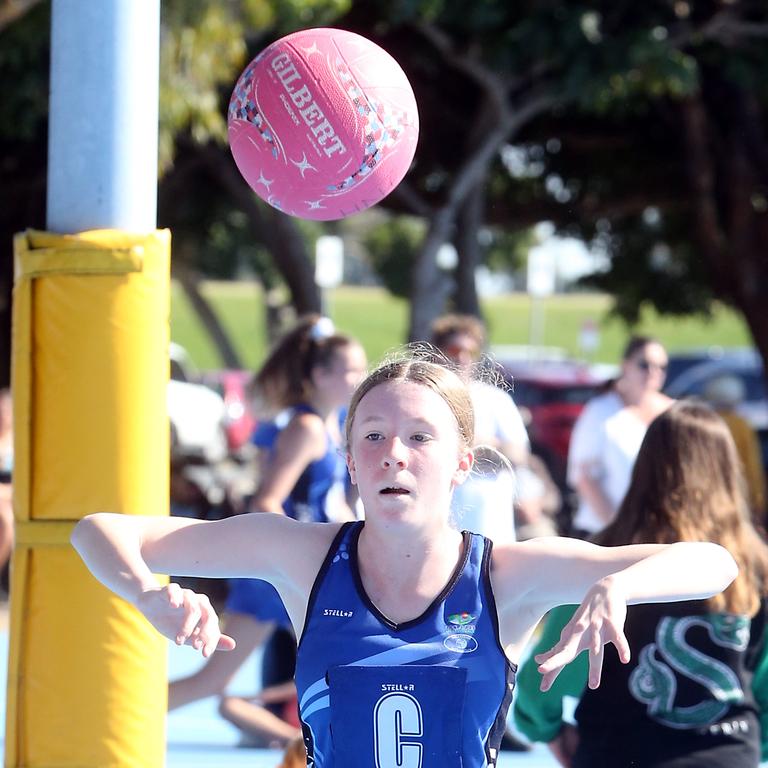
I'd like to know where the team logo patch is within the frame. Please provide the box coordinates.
[444,633,479,654]
[446,611,476,636]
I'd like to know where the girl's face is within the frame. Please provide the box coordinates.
[346,381,473,524]
[314,344,368,408]
[621,342,668,394]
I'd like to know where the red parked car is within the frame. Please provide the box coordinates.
[496,358,609,491]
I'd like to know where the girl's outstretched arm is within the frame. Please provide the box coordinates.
[71,513,239,655]
[534,540,737,690]
[72,511,296,590]
[498,538,738,690]
[71,512,328,655]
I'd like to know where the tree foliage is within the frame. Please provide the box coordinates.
[363,216,426,299]
[158,0,350,170]
[156,0,351,321]
[2,0,768,371]
[332,0,768,365]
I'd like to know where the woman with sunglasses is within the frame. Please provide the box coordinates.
[567,335,673,536]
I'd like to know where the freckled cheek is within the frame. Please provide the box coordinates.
[348,446,378,474]
[350,459,383,491]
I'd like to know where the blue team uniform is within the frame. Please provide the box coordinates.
[226,405,348,625]
[295,521,516,767]
[281,404,348,523]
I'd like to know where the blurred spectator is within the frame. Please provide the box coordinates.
[703,373,766,521]
[0,389,13,593]
[430,314,530,542]
[219,679,300,749]
[516,401,768,767]
[168,315,366,724]
[275,735,307,768]
[0,389,12,472]
[456,446,517,544]
[567,336,673,535]
[431,314,530,464]
[514,453,561,539]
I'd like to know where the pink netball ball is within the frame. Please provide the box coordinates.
[227,27,419,221]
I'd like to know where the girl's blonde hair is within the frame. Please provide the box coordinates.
[598,400,768,615]
[345,354,474,452]
[252,314,359,413]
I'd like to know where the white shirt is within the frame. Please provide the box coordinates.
[452,470,516,545]
[567,391,648,533]
[469,381,529,452]
[448,382,528,543]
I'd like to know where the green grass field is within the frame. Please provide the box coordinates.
[171,281,754,371]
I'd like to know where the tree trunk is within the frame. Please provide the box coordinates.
[0,287,11,387]
[679,91,768,379]
[721,109,768,380]
[407,91,558,341]
[262,205,322,314]
[198,143,321,315]
[0,223,17,388]
[454,182,485,316]
[408,208,456,342]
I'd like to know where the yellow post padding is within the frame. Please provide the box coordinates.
[7,229,171,767]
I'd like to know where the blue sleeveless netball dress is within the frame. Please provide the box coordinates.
[295,521,516,767]
[282,404,347,524]
[227,404,348,624]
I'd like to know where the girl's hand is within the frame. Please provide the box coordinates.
[534,576,630,691]
[135,583,236,657]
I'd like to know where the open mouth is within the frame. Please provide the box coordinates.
[379,487,410,496]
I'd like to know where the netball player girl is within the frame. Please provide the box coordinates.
[72,355,738,767]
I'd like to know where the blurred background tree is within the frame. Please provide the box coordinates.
[334,0,768,363]
[1,0,768,376]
